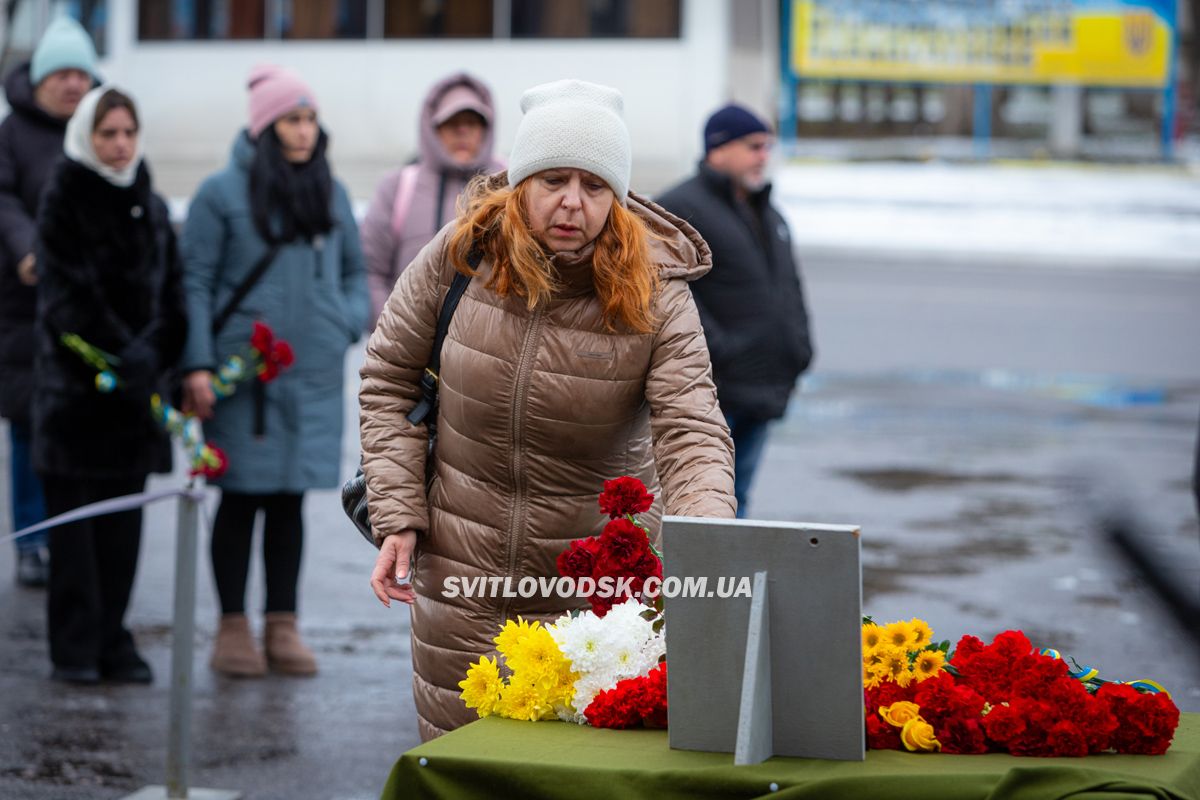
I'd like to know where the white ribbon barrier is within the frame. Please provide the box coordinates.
[2,485,209,546]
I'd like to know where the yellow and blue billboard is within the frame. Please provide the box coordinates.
[791,0,1176,88]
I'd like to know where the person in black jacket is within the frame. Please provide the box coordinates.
[0,16,96,586]
[34,86,187,685]
[655,104,813,518]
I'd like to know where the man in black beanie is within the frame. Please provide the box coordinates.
[656,103,813,518]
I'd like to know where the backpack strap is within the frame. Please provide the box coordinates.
[406,248,480,425]
[211,244,281,335]
[390,164,420,239]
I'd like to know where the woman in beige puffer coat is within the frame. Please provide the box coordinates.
[361,79,735,741]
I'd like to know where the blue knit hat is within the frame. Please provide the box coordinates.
[703,104,770,154]
[31,17,97,85]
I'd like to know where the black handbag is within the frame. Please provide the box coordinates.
[342,267,474,546]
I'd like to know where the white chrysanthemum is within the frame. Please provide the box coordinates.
[548,599,665,721]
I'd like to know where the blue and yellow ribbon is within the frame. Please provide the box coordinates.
[1037,647,1168,697]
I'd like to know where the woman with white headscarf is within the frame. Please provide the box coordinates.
[33,85,187,685]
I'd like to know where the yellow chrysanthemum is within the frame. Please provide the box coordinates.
[908,618,934,650]
[458,656,503,718]
[865,655,894,688]
[505,626,565,680]
[862,641,893,687]
[881,647,913,688]
[494,617,540,658]
[883,620,916,650]
[862,623,884,653]
[912,649,946,682]
[496,679,556,722]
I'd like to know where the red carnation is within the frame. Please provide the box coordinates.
[250,321,273,355]
[597,518,652,569]
[981,702,1025,746]
[585,682,641,729]
[866,714,901,750]
[191,443,228,479]
[937,717,988,755]
[866,681,912,716]
[585,666,668,729]
[1099,683,1180,755]
[272,340,295,367]
[598,476,654,519]
[556,538,601,579]
[1045,721,1088,758]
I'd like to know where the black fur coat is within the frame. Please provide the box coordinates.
[32,158,187,479]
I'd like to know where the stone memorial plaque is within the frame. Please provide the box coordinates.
[662,517,864,762]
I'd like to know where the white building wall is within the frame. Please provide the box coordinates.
[91,0,746,201]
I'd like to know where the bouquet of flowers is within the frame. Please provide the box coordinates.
[211,321,295,396]
[555,477,662,617]
[60,333,227,477]
[460,477,668,728]
[58,323,294,478]
[459,599,665,726]
[150,394,227,478]
[863,618,1180,756]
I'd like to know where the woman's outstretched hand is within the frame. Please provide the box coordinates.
[370,531,418,607]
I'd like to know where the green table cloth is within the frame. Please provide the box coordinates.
[383,713,1200,800]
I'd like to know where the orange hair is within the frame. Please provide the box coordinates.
[448,176,661,334]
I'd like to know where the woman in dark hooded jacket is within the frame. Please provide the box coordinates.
[33,85,187,684]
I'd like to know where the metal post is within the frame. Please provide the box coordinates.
[778,0,799,153]
[165,486,199,799]
[972,83,991,160]
[1049,83,1083,159]
[124,486,238,800]
[1161,1,1180,162]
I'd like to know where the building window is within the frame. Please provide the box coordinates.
[384,0,492,38]
[511,0,680,38]
[135,0,679,40]
[282,0,369,39]
[138,0,265,40]
[0,0,108,74]
[61,0,109,53]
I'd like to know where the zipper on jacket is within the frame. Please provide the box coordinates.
[498,306,545,623]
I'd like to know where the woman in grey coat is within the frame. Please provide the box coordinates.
[180,65,367,677]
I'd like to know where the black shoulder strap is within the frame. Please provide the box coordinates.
[211,244,281,335]
[406,250,479,425]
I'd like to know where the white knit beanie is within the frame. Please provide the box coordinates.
[507,79,631,200]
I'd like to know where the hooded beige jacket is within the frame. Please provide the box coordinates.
[359,186,735,740]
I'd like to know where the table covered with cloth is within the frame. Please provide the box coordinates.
[382,713,1200,800]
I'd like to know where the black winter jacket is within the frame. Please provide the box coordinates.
[33,159,187,479]
[0,63,74,423]
[655,163,813,421]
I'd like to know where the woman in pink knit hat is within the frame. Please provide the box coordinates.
[179,65,368,678]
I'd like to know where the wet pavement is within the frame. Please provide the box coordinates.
[2,256,1199,799]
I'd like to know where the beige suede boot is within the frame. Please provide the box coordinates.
[210,613,267,677]
[264,612,318,676]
